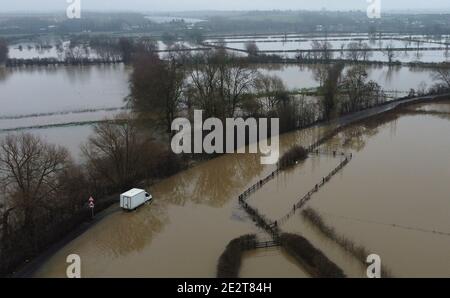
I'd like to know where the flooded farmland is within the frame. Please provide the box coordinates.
[2,29,450,278]
[0,65,129,115]
[31,101,450,278]
[205,33,450,63]
[0,62,440,158]
[0,64,130,157]
[260,64,435,94]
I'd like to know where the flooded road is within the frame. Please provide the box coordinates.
[33,101,450,278]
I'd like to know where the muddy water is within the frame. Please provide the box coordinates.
[33,125,327,278]
[283,103,450,277]
[0,65,129,116]
[33,101,450,278]
[240,248,309,278]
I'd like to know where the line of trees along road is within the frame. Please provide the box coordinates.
[0,134,88,275]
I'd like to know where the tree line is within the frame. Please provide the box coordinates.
[0,115,184,275]
[0,39,8,64]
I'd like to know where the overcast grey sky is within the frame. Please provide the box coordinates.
[2,0,450,12]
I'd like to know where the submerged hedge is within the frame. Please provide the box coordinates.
[302,208,393,278]
[278,145,308,170]
[280,233,346,278]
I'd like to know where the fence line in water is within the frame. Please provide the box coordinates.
[276,152,352,226]
[237,135,353,237]
[320,211,450,237]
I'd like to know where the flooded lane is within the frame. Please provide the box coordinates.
[32,125,326,278]
[33,101,450,278]
[32,153,272,277]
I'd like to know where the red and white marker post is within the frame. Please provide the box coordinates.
[88,197,95,219]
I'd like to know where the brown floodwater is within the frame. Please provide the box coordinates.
[31,102,450,277]
[0,63,436,160]
[240,248,309,278]
[283,103,450,277]
[32,124,327,278]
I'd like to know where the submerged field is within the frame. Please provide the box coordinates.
[0,62,439,158]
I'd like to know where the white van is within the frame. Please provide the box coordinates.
[120,188,152,210]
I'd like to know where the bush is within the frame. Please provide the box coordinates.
[217,234,256,278]
[278,145,308,170]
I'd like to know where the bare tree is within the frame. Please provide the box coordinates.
[116,37,159,64]
[417,81,428,96]
[65,45,88,62]
[118,37,135,64]
[340,66,385,113]
[134,37,159,54]
[188,50,258,119]
[82,114,151,191]
[383,44,397,64]
[254,74,288,111]
[432,68,450,88]
[0,134,70,240]
[311,40,333,61]
[319,63,345,120]
[310,40,321,60]
[359,42,372,61]
[345,42,372,62]
[128,52,185,137]
[346,42,364,62]
[312,64,329,87]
